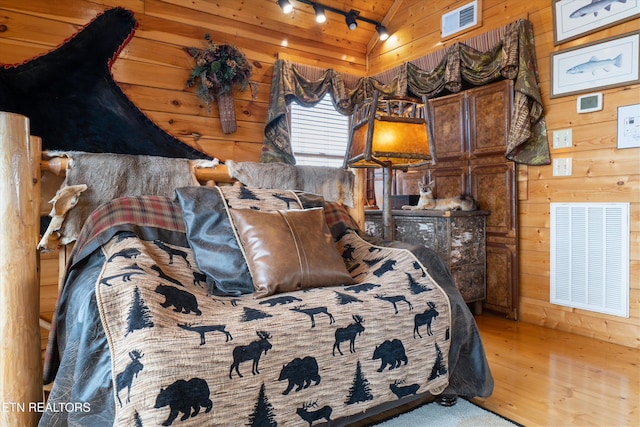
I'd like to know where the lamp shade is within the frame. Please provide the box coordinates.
[344,91,435,169]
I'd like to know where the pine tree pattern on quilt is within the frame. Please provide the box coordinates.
[97,227,451,426]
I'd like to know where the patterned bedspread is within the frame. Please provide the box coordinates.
[98,229,451,426]
[41,193,492,427]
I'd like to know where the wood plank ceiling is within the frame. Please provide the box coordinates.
[213,0,398,69]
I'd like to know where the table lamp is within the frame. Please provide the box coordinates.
[344,91,435,240]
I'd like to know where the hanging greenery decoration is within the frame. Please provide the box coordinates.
[185,34,258,111]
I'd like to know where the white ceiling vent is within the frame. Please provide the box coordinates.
[441,1,479,38]
[550,203,629,318]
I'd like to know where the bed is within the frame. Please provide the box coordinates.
[0,113,492,426]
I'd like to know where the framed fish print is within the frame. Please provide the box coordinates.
[550,31,640,98]
[553,0,640,45]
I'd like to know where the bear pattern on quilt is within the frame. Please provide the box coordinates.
[97,227,452,426]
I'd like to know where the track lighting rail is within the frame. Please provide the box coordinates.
[277,0,389,40]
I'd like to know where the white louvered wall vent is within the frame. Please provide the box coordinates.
[550,203,629,318]
[441,0,478,38]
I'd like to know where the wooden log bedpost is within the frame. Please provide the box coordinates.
[0,112,42,426]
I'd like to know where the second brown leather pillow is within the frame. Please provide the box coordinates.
[229,207,354,298]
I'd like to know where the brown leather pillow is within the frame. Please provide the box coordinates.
[229,207,354,298]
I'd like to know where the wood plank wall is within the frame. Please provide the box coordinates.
[0,0,369,164]
[0,0,369,361]
[368,0,639,348]
[1,0,637,353]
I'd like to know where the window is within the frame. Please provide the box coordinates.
[290,94,350,167]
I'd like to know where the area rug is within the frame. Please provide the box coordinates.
[371,399,522,427]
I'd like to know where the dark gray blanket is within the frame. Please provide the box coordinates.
[41,196,492,426]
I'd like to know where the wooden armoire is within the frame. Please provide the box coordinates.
[400,79,518,319]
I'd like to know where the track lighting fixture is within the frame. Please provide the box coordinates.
[376,24,389,41]
[313,4,327,23]
[345,10,359,31]
[278,0,293,14]
[280,0,389,41]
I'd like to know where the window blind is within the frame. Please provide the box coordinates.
[290,95,349,167]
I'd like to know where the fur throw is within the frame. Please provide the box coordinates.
[43,152,199,246]
[226,161,354,207]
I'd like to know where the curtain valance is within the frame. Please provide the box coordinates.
[261,19,550,166]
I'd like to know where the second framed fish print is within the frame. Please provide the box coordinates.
[550,31,640,98]
[553,0,640,45]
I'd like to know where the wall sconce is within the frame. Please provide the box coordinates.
[279,0,389,40]
[344,91,435,239]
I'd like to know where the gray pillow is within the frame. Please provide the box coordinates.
[176,186,254,296]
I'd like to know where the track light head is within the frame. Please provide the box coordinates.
[277,0,293,14]
[314,4,327,23]
[376,24,389,41]
[345,10,359,31]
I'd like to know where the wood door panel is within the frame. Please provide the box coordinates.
[470,162,516,235]
[485,243,518,319]
[452,264,486,303]
[396,170,424,195]
[468,81,513,158]
[428,93,467,162]
[429,165,468,198]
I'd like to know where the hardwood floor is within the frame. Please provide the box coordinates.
[472,314,639,426]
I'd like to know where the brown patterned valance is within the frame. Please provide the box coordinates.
[261,19,550,166]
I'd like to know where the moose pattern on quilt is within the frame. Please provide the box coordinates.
[97,226,451,426]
